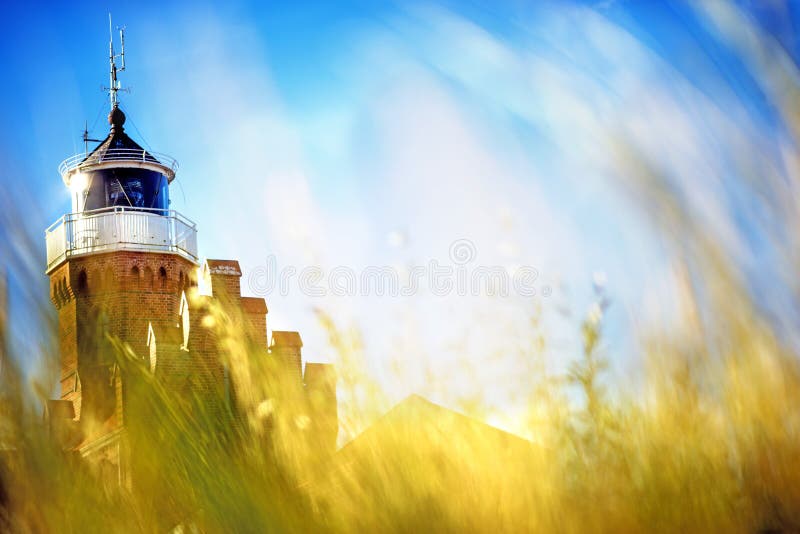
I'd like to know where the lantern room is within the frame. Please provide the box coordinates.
[60,105,177,215]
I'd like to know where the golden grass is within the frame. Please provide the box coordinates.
[0,270,798,533]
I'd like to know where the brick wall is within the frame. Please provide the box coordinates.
[49,250,338,474]
[304,363,338,454]
[241,297,268,348]
[270,331,303,383]
[49,251,196,429]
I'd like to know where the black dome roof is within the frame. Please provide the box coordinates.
[82,105,161,165]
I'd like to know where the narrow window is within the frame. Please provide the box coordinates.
[77,270,88,294]
[131,266,140,289]
[146,323,158,373]
[179,291,190,351]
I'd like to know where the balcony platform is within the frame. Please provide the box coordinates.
[45,207,198,273]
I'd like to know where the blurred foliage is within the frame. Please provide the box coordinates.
[3,2,800,532]
[1,268,799,533]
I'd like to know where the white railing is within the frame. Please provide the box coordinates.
[59,149,179,181]
[45,207,198,271]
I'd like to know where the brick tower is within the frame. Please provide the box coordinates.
[44,24,337,484]
[45,96,200,467]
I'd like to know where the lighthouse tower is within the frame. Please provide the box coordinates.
[44,23,204,472]
[44,21,337,486]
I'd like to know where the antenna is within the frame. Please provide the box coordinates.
[82,120,102,154]
[119,24,126,71]
[104,13,128,109]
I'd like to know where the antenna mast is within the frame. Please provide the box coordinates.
[82,120,101,154]
[106,13,126,109]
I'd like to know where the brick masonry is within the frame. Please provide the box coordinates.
[48,250,338,479]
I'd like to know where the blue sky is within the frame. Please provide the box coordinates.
[2,0,799,428]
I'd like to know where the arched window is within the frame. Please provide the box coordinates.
[146,323,158,373]
[131,266,140,289]
[76,270,88,294]
[179,291,190,351]
[159,266,168,289]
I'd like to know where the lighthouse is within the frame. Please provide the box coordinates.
[44,20,337,484]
